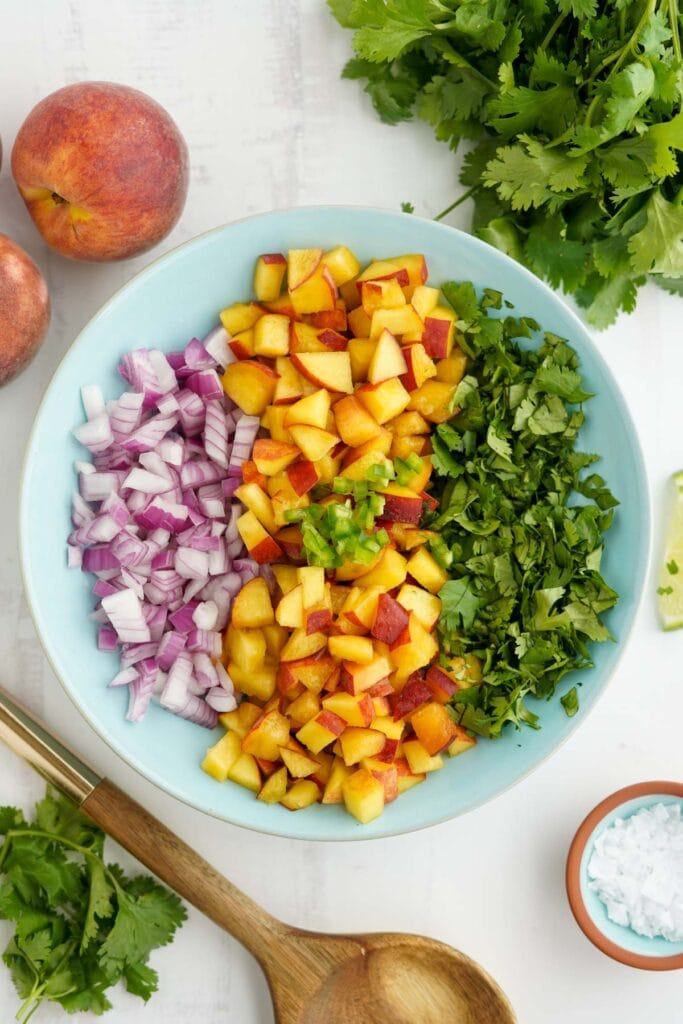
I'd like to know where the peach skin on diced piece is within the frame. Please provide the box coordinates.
[395,756,426,793]
[236,511,283,564]
[280,628,328,662]
[362,759,399,803]
[290,351,353,394]
[322,756,353,804]
[322,692,374,728]
[290,265,337,316]
[405,547,449,594]
[422,307,456,358]
[400,343,437,392]
[367,330,407,384]
[252,438,300,476]
[409,702,461,756]
[253,253,287,303]
[234,483,278,535]
[370,592,410,645]
[297,710,346,754]
[242,710,291,761]
[447,724,477,757]
[340,654,393,695]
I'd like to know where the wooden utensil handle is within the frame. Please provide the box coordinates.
[82,778,283,963]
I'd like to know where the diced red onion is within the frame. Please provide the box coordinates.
[98,627,118,651]
[110,666,139,688]
[120,413,179,453]
[177,390,205,436]
[80,471,120,503]
[156,630,187,670]
[123,467,171,494]
[168,599,200,632]
[110,392,144,435]
[76,460,95,476]
[192,600,219,631]
[81,384,105,421]
[67,545,82,569]
[228,415,260,477]
[186,369,223,402]
[121,641,159,668]
[205,687,238,713]
[203,401,229,469]
[102,588,151,643]
[135,497,189,532]
[148,349,178,395]
[203,325,235,368]
[157,392,180,416]
[183,338,216,371]
[73,412,113,454]
[157,437,184,466]
[192,652,219,690]
[82,546,121,573]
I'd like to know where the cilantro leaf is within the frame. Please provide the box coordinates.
[439,578,482,632]
[627,191,683,276]
[560,686,580,716]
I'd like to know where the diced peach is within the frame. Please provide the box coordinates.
[356,377,410,424]
[390,435,428,460]
[318,328,347,351]
[280,628,328,662]
[422,307,455,358]
[322,756,353,803]
[395,757,426,793]
[340,727,386,766]
[342,768,385,823]
[290,265,337,316]
[372,716,405,741]
[234,483,278,535]
[287,424,339,462]
[227,626,266,673]
[411,285,439,321]
[403,456,433,494]
[357,259,409,288]
[253,253,287,303]
[424,664,460,703]
[400,343,437,392]
[339,278,361,311]
[405,547,448,593]
[340,654,394,694]
[306,607,333,634]
[254,313,290,357]
[355,547,407,590]
[280,779,320,810]
[386,253,428,292]
[219,301,263,335]
[290,351,353,394]
[201,730,241,781]
[227,752,262,792]
[410,702,460,755]
[236,511,283,564]
[252,438,300,476]
[286,459,320,496]
[263,293,299,318]
[304,306,348,332]
[362,759,399,802]
[361,278,406,315]
[332,394,382,447]
[342,433,393,470]
[323,245,360,286]
[272,564,299,595]
[297,710,346,754]
[297,566,325,608]
[263,624,288,659]
[435,348,467,384]
[378,483,423,525]
[289,321,327,353]
[370,306,423,340]
[262,406,294,443]
[258,765,288,803]
[406,380,456,424]
[342,586,382,630]
[274,525,304,562]
[367,329,408,385]
[402,739,444,774]
[391,674,432,720]
[242,460,267,488]
[348,305,372,338]
[219,701,262,737]
[328,635,374,664]
[388,411,430,436]
[231,577,275,628]
[322,691,374,727]
[228,661,277,702]
[371,592,410,644]
[284,389,331,429]
[280,744,319,778]
[397,584,441,630]
[390,616,438,683]
[276,584,304,628]
[222,359,278,415]
[287,690,321,726]
[229,328,255,360]
[242,710,291,760]
[447,724,477,758]
[287,247,323,290]
[348,337,375,381]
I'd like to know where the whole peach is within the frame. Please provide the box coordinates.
[0,234,50,385]
[11,82,189,262]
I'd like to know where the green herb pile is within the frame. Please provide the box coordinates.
[328,0,683,327]
[0,788,185,1022]
[423,282,618,735]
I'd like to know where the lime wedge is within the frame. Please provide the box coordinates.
[657,470,683,630]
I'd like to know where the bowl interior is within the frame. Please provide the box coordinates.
[579,794,683,958]
[20,206,650,840]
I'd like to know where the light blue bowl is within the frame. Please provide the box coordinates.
[19,207,651,841]
[567,783,683,969]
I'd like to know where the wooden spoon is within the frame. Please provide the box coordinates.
[0,688,516,1024]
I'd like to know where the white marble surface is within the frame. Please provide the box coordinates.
[0,2,682,1021]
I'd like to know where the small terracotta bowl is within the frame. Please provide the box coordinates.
[566,781,683,970]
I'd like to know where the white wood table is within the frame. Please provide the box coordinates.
[0,2,681,1021]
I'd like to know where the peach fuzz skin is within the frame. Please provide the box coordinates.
[0,234,50,385]
[11,82,189,262]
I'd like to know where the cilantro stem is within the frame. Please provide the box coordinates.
[669,0,681,62]
[587,0,656,85]
[434,184,482,221]
[540,10,568,51]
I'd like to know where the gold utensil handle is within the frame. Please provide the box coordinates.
[0,687,99,803]
[0,686,282,963]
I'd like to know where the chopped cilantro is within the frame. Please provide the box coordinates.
[423,283,618,736]
[667,559,679,575]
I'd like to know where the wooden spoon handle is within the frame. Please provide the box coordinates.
[82,778,284,964]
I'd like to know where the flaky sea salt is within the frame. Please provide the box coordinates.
[587,802,683,942]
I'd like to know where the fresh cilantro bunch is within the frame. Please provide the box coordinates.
[425,282,618,734]
[0,788,185,1022]
[329,0,683,327]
